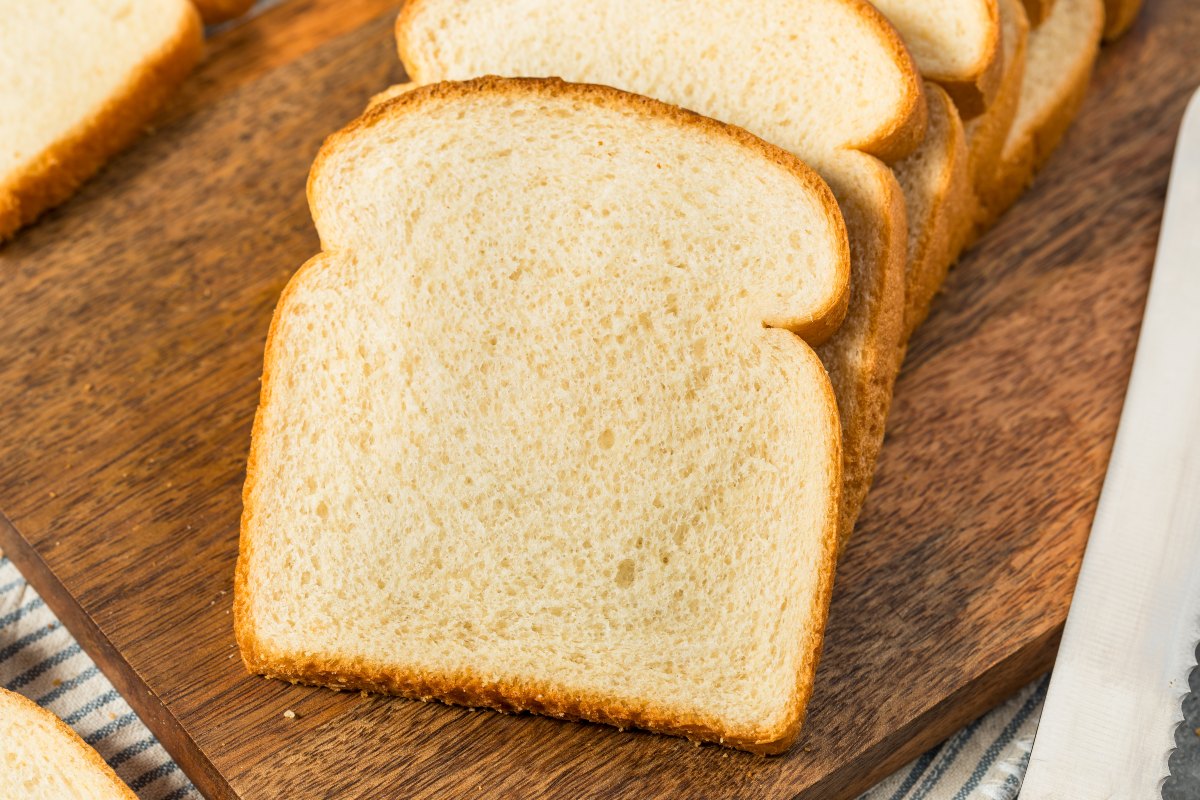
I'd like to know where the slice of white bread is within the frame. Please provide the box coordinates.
[0,0,202,241]
[977,0,1103,227]
[1102,0,1142,39]
[191,0,254,24]
[893,82,971,339]
[394,0,923,543]
[870,0,1002,118]
[0,688,136,799]
[236,77,850,754]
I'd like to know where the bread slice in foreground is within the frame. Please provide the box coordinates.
[237,77,849,754]
[0,688,136,800]
[395,0,922,544]
[0,0,202,241]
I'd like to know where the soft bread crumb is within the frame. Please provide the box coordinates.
[394,0,924,544]
[236,78,845,754]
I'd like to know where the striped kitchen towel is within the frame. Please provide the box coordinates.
[0,551,1048,800]
[857,679,1048,800]
[0,555,200,800]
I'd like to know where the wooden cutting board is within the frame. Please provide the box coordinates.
[0,1,1195,797]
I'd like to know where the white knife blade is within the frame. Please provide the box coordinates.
[1020,86,1200,798]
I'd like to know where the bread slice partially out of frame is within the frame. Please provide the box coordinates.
[237,77,850,754]
[395,0,922,545]
[191,0,254,24]
[0,0,203,241]
[870,0,1002,118]
[0,688,136,799]
[977,0,1103,227]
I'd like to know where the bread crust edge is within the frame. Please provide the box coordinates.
[929,0,1004,120]
[396,0,929,167]
[0,2,202,241]
[900,84,972,341]
[977,0,1102,225]
[0,688,138,799]
[318,75,852,344]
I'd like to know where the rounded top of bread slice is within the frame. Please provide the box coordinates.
[0,688,136,799]
[316,76,850,337]
[396,0,926,165]
[871,0,1003,117]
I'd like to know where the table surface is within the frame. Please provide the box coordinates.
[1,1,1198,798]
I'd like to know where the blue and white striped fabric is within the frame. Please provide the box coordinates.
[0,555,200,800]
[858,678,1048,800]
[0,551,1044,799]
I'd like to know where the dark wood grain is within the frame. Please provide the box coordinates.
[0,1,1194,797]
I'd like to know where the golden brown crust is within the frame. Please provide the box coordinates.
[0,4,203,241]
[976,0,1102,227]
[394,0,428,83]
[238,76,847,755]
[967,0,1031,193]
[962,0,1030,249]
[330,75,851,343]
[1022,0,1055,26]
[931,0,1004,120]
[899,84,972,341]
[0,688,137,799]
[191,0,255,24]
[819,154,908,549]
[838,0,929,163]
[1102,0,1143,39]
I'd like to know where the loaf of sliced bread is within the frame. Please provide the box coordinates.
[237,77,850,753]
[191,0,254,24]
[871,0,1002,118]
[395,0,922,543]
[978,0,1103,226]
[0,688,136,799]
[0,0,202,241]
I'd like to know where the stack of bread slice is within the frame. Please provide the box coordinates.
[236,0,1138,753]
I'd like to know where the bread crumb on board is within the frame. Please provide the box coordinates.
[283,709,296,719]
